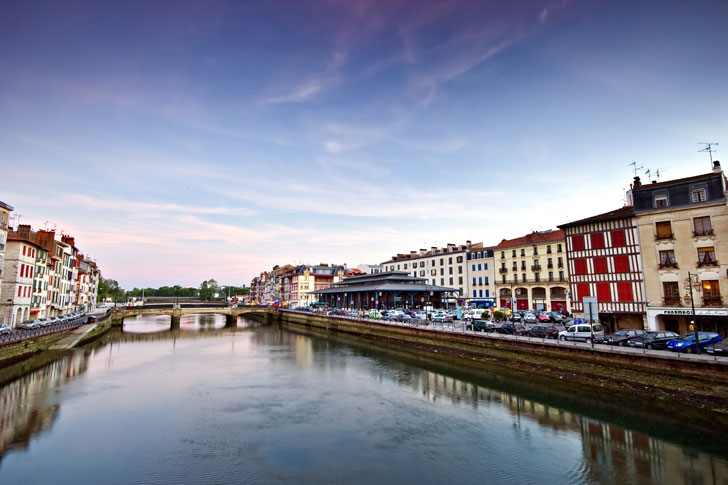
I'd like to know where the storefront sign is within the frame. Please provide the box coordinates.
[662,308,728,316]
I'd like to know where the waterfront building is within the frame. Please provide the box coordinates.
[356,264,383,274]
[0,232,42,328]
[380,241,481,302]
[630,161,728,335]
[494,230,570,312]
[464,247,496,308]
[0,200,13,325]
[313,271,457,310]
[559,207,647,331]
[289,264,346,308]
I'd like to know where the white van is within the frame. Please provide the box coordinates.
[558,323,604,343]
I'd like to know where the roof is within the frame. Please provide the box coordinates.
[7,235,42,248]
[495,230,564,249]
[633,172,717,190]
[0,200,13,211]
[381,242,483,264]
[314,283,457,294]
[558,206,634,229]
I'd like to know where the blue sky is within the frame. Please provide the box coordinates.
[1,0,726,289]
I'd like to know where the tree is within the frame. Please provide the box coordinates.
[199,279,220,301]
[98,276,126,302]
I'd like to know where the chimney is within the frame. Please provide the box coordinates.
[714,160,722,174]
[36,229,56,250]
[61,234,75,247]
[633,176,642,189]
[16,224,32,239]
[466,240,472,247]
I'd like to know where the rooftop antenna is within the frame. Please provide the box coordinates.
[9,214,23,230]
[698,142,718,167]
[655,168,668,182]
[628,161,643,177]
[644,168,652,180]
[43,220,58,231]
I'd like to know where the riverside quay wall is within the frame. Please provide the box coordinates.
[278,310,728,431]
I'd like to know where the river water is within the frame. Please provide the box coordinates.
[0,315,726,484]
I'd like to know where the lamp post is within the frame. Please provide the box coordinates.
[685,273,703,354]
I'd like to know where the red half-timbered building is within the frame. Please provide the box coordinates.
[559,206,646,331]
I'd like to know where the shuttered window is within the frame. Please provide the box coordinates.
[614,255,630,273]
[577,283,590,300]
[571,235,585,251]
[597,283,611,302]
[590,232,605,249]
[617,283,633,302]
[655,221,672,239]
[610,229,626,247]
[593,257,608,274]
[574,258,587,275]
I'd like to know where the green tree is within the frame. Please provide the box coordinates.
[199,279,220,301]
[98,276,126,302]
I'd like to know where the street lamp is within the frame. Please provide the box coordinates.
[685,273,703,354]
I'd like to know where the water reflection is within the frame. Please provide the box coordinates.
[0,324,725,484]
[122,314,171,333]
[179,313,225,331]
[0,352,88,459]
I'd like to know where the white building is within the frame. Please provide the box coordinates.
[357,264,383,274]
[465,247,496,308]
[0,200,13,325]
[0,235,40,328]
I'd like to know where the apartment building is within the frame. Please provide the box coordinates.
[631,161,728,335]
[494,231,570,312]
[465,247,496,308]
[0,235,41,328]
[289,264,346,308]
[381,241,482,301]
[559,206,647,331]
[0,200,13,324]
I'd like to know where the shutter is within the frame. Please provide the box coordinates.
[614,255,630,273]
[655,221,672,238]
[617,282,633,302]
[593,257,608,274]
[597,283,611,302]
[610,230,626,247]
[571,235,585,251]
[590,233,605,249]
[574,258,587,275]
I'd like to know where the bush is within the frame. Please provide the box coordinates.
[493,311,505,322]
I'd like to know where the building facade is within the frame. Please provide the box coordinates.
[289,264,346,308]
[465,247,496,308]
[381,241,482,300]
[494,230,570,312]
[559,206,647,331]
[0,235,41,328]
[0,201,13,324]
[631,162,728,336]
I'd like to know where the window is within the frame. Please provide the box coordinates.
[597,283,611,302]
[703,281,721,305]
[432,260,435,266]
[501,252,505,259]
[458,266,462,274]
[698,247,717,265]
[659,250,676,267]
[691,188,707,203]
[522,273,526,282]
[659,281,677,303]
[617,283,633,302]
[614,255,629,273]
[473,290,477,298]
[472,264,475,271]
[590,232,605,249]
[449,267,453,275]
[574,258,587,275]
[610,230,626,247]
[694,216,712,236]
[593,257,608,274]
[655,221,672,240]
[654,195,668,208]
[512,262,517,270]
[441,258,444,266]
[534,273,540,282]
[484,277,488,285]
[484,263,488,270]
[571,235,585,251]
[440,268,444,275]
[502,275,506,284]
[478,264,482,271]
[547,245,552,254]
[442,278,445,285]
[513,275,518,283]
[533,246,538,255]
[485,290,490,297]
[404,263,408,269]
[521,261,526,270]
[479,290,483,298]
[512,249,516,257]
[431,269,437,276]
[458,276,463,285]
[478,277,482,285]
[557,257,563,268]
[557,244,562,252]
[448,257,452,264]
[520,248,525,256]
[577,283,590,300]
[473,277,477,286]
[456,256,463,263]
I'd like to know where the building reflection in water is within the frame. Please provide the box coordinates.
[0,351,89,460]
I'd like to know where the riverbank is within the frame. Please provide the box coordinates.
[278,311,728,432]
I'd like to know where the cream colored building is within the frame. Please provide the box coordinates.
[0,201,13,325]
[631,162,728,335]
[494,230,571,312]
[465,247,496,308]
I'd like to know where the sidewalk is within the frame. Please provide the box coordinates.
[49,322,99,350]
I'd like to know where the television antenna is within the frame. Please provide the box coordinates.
[698,142,718,166]
[9,214,23,230]
[43,220,58,231]
[628,161,643,177]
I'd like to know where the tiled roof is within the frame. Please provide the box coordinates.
[558,206,634,229]
[634,172,716,190]
[495,230,564,249]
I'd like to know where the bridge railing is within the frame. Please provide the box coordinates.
[0,316,87,347]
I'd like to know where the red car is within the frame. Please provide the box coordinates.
[536,313,551,323]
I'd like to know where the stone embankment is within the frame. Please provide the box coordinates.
[278,310,728,430]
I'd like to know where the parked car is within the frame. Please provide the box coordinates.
[536,313,551,323]
[464,309,488,321]
[367,309,382,319]
[17,321,40,329]
[496,322,527,335]
[627,331,679,350]
[705,340,728,356]
[523,313,538,324]
[666,333,722,353]
[527,325,559,339]
[0,324,10,335]
[466,320,494,332]
[558,323,605,343]
[597,329,646,346]
[546,312,564,322]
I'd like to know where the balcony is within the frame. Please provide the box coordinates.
[655,233,674,241]
[531,265,542,271]
[663,298,682,306]
[658,262,678,269]
[498,268,508,274]
[697,260,718,267]
[703,297,723,307]
[693,229,714,237]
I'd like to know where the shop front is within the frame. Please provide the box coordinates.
[646,307,728,337]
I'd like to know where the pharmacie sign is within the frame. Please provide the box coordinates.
[662,308,728,316]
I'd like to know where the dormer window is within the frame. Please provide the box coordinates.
[691,188,707,203]
[654,195,668,208]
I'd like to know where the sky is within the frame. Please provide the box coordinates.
[1,0,727,289]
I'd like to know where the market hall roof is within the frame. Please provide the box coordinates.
[312,271,457,294]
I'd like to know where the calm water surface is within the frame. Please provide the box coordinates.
[0,315,726,484]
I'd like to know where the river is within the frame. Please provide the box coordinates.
[0,314,726,484]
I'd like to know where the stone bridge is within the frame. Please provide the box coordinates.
[111,305,278,329]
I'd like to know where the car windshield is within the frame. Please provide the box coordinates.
[614,330,628,336]
[677,334,694,341]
